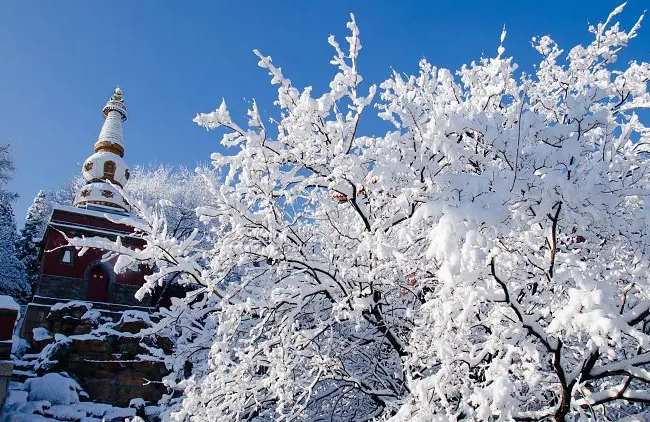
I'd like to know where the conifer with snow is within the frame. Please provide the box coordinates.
[0,144,29,300]
[16,190,52,296]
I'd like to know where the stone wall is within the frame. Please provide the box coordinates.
[19,301,169,407]
[38,275,145,307]
[39,275,87,302]
[111,283,142,306]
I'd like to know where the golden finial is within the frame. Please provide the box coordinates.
[112,87,123,101]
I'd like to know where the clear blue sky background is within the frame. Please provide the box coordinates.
[1,0,648,225]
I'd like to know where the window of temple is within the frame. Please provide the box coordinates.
[104,161,116,179]
[61,249,73,264]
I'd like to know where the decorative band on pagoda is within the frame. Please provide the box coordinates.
[102,101,127,121]
[94,141,124,157]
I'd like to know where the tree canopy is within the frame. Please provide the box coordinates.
[69,5,650,421]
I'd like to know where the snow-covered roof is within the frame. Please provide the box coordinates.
[53,204,130,220]
[49,221,141,240]
[49,205,146,239]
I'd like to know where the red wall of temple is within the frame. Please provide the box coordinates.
[40,229,146,286]
[39,208,149,292]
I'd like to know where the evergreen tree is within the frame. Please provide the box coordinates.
[0,144,28,300]
[0,143,15,189]
[0,200,29,299]
[16,190,52,296]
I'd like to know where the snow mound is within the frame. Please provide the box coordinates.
[81,309,101,323]
[32,327,53,342]
[0,295,20,311]
[129,397,146,408]
[119,310,152,326]
[4,389,28,407]
[24,373,83,405]
[49,300,92,312]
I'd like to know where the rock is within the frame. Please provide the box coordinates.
[115,339,145,359]
[72,337,113,354]
[72,323,92,335]
[34,335,73,374]
[115,310,152,334]
[47,301,93,321]
[31,328,54,351]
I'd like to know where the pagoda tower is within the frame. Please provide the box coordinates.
[22,88,150,337]
[74,87,131,211]
[12,88,176,410]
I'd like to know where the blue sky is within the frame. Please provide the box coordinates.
[1,0,648,225]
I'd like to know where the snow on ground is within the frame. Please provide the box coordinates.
[25,373,83,405]
[2,372,159,422]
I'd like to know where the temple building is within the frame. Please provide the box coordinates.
[22,88,151,339]
[9,89,170,410]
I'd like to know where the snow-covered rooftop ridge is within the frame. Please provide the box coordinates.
[0,295,20,311]
[49,221,140,240]
[52,204,145,225]
[54,203,126,218]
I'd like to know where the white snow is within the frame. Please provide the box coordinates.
[24,373,82,405]
[0,295,19,311]
[3,375,139,422]
[32,327,53,342]
[49,301,92,312]
[81,309,101,322]
[119,310,152,326]
[129,397,146,408]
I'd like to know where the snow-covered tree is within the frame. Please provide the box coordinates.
[0,202,28,300]
[0,144,29,300]
[125,165,214,241]
[16,190,52,296]
[69,5,650,421]
[0,143,15,186]
[122,164,216,305]
[47,175,84,207]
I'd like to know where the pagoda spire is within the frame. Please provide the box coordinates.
[95,87,127,157]
[73,88,131,212]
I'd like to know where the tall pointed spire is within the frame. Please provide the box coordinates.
[73,88,131,212]
[95,87,127,157]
